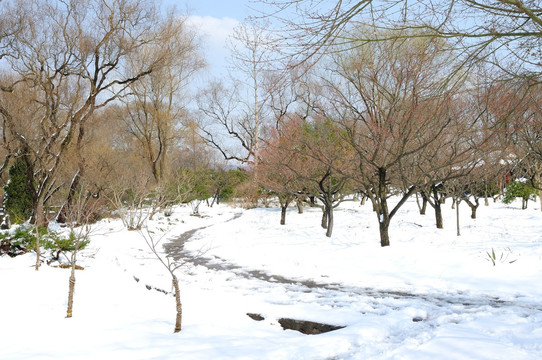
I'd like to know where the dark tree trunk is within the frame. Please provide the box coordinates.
[379,219,390,247]
[209,190,219,207]
[420,193,428,215]
[431,186,443,229]
[434,201,443,229]
[377,168,391,247]
[279,195,292,225]
[463,196,480,219]
[325,205,333,238]
[321,210,327,229]
[280,205,287,225]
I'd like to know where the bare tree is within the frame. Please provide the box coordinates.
[259,116,306,225]
[198,20,276,167]
[298,118,354,237]
[261,113,353,236]
[509,82,542,210]
[139,225,205,333]
[177,117,215,171]
[109,178,155,231]
[64,185,100,318]
[260,0,542,79]
[118,14,204,184]
[320,32,475,246]
[0,0,174,226]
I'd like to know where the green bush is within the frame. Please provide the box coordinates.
[502,179,537,209]
[0,226,45,257]
[42,231,90,261]
[0,226,88,259]
[3,157,34,223]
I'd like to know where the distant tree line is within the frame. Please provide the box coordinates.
[0,0,540,249]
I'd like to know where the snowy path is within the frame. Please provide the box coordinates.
[161,212,542,359]
[166,217,541,313]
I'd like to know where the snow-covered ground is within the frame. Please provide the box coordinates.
[1,196,541,359]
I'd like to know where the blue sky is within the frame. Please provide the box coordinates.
[176,0,256,20]
[163,0,266,21]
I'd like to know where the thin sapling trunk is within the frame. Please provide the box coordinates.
[34,226,41,271]
[456,197,461,237]
[66,250,77,318]
[140,226,197,333]
[172,275,182,333]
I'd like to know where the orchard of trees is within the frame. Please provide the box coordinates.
[1,0,542,251]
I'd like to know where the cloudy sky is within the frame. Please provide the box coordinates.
[163,0,268,79]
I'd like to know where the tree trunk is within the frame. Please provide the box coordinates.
[34,226,41,271]
[279,195,292,225]
[66,271,76,318]
[377,198,391,247]
[379,218,390,247]
[172,275,182,333]
[66,240,79,318]
[57,168,82,223]
[211,189,220,206]
[376,168,391,247]
[59,113,90,223]
[31,190,49,228]
[456,198,461,236]
[325,205,333,238]
[463,197,479,219]
[434,201,443,229]
[32,199,47,270]
[432,187,443,229]
[280,205,287,225]
[420,193,428,215]
[321,210,327,229]
[296,198,303,214]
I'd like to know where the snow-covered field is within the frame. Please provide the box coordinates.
[1,197,542,359]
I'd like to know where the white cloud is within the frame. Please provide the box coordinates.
[187,15,239,53]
